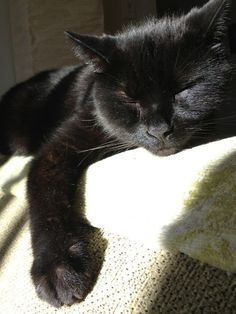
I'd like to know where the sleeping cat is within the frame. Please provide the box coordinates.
[0,0,235,307]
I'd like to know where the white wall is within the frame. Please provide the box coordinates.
[8,0,103,82]
[0,0,15,97]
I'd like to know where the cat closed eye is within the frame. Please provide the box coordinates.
[174,82,198,99]
[174,88,189,98]
[174,78,204,98]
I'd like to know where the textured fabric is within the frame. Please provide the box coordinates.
[1,138,236,272]
[85,137,236,272]
[0,138,236,312]
[1,219,236,313]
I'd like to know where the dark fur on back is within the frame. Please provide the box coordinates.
[0,0,235,307]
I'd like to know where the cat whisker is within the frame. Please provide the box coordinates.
[205,115,236,123]
[187,125,215,131]
[77,118,100,129]
[77,151,94,167]
[79,118,97,122]
[192,132,214,136]
[76,140,133,165]
[78,141,124,154]
[64,138,121,154]
[79,123,100,129]
[94,142,136,160]
[102,146,134,156]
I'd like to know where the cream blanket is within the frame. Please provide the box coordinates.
[85,136,236,272]
[0,137,236,313]
[1,137,236,272]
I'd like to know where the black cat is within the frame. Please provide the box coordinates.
[0,0,235,307]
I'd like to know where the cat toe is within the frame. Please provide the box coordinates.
[54,264,92,304]
[31,257,93,307]
[34,273,63,307]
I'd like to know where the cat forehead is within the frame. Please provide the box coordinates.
[117,18,187,49]
[115,17,194,71]
[114,18,195,81]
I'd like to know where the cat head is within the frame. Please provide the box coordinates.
[66,0,233,156]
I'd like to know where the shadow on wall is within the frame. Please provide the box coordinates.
[0,0,15,96]
[7,0,104,83]
[156,0,206,16]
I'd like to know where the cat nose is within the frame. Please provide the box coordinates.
[147,125,172,141]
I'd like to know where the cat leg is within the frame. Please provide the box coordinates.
[27,124,104,307]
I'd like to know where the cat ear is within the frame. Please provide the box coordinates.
[186,0,231,42]
[65,31,116,72]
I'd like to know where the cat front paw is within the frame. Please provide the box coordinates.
[31,242,94,307]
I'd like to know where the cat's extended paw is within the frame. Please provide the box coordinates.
[31,242,94,307]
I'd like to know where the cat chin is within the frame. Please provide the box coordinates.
[151,147,179,157]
